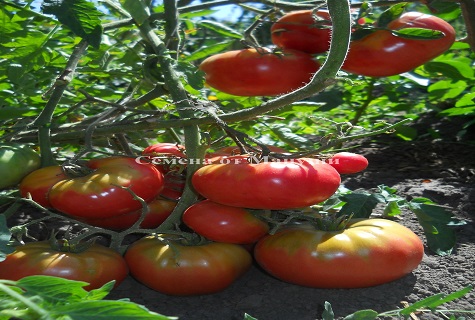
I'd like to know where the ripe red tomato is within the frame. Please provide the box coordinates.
[192,158,341,210]
[82,198,176,230]
[211,145,288,156]
[271,10,332,54]
[47,157,164,219]
[19,166,67,207]
[254,218,424,288]
[142,142,186,159]
[0,241,129,290]
[199,48,320,96]
[342,12,456,77]
[124,235,252,295]
[183,200,269,244]
[326,152,368,174]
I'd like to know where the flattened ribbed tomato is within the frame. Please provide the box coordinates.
[192,158,340,210]
[254,218,424,288]
[199,48,320,96]
[48,157,164,219]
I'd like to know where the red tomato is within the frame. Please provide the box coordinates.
[142,142,186,158]
[211,145,288,156]
[19,166,67,207]
[326,152,368,174]
[183,200,269,244]
[342,12,456,77]
[82,198,176,230]
[124,235,252,295]
[199,48,320,96]
[271,10,332,54]
[0,241,129,290]
[254,218,424,288]
[48,157,164,219]
[192,158,341,210]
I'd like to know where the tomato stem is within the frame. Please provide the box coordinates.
[0,282,52,319]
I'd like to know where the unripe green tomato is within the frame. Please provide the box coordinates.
[0,143,41,189]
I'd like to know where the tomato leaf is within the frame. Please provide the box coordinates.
[343,309,379,320]
[424,60,475,80]
[407,202,466,255]
[391,27,444,40]
[322,301,335,320]
[269,123,312,149]
[243,314,258,320]
[198,20,242,39]
[0,214,14,261]
[50,300,176,319]
[376,2,408,28]
[185,41,234,62]
[42,0,103,48]
[338,192,385,218]
[351,27,377,41]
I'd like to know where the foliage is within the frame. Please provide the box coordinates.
[0,275,175,319]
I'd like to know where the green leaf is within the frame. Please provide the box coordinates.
[198,20,242,39]
[399,294,446,315]
[269,124,311,149]
[0,214,13,261]
[391,27,444,40]
[184,41,233,62]
[17,275,90,304]
[383,201,402,217]
[42,0,103,48]
[343,309,379,320]
[322,301,334,320]
[338,193,385,218]
[243,314,258,320]
[175,61,204,90]
[123,0,150,26]
[428,80,467,101]
[50,300,176,319]
[85,281,114,301]
[408,202,465,255]
[424,60,474,80]
[376,2,408,28]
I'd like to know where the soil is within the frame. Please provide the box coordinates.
[5,112,475,319]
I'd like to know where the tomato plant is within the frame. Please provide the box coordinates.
[326,152,368,174]
[28,157,164,219]
[342,12,456,77]
[271,10,332,54]
[0,144,41,189]
[124,235,252,296]
[199,48,321,96]
[182,200,269,244]
[192,158,341,210]
[210,145,288,156]
[0,241,129,290]
[254,218,424,288]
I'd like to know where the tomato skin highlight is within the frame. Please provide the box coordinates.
[192,158,341,210]
[327,152,369,174]
[48,157,164,219]
[271,10,332,54]
[183,200,269,244]
[254,218,424,288]
[199,48,321,96]
[0,241,129,290]
[342,12,456,77]
[125,236,252,296]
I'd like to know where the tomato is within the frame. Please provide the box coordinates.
[211,145,288,156]
[199,48,321,96]
[271,10,332,54]
[142,142,186,159]
[0,241,129,290]
[48,157,164,219]
[124,235,252,295]
[183,200,269,244]
[342,12,456,77]
[192,158,340,210]
[254,218,424,288]
[0,143,41,189]
[82,198,176,230]
[19,166,67,208]
[326,152,368,174]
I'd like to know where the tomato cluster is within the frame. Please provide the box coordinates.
[199,8,455,97]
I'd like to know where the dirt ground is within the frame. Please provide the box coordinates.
[106,113,475,320]
[5,112,475,320]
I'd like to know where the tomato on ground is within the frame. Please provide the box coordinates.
[0,143,41,189]
[342,12,456,77]
[183,200,269,244]
[192,158,341,210]
[125,235,252,295]
[326,152,368,174]
[0,241,129,290]
[199,48,320,96]
[271,10,332,54]
[254,218,424,288]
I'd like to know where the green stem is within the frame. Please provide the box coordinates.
[351,78,376,125]
[0,282,52,319]
[33,40,89,167]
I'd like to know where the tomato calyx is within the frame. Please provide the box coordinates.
[48,234,98,254]
[60,161,94,178]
